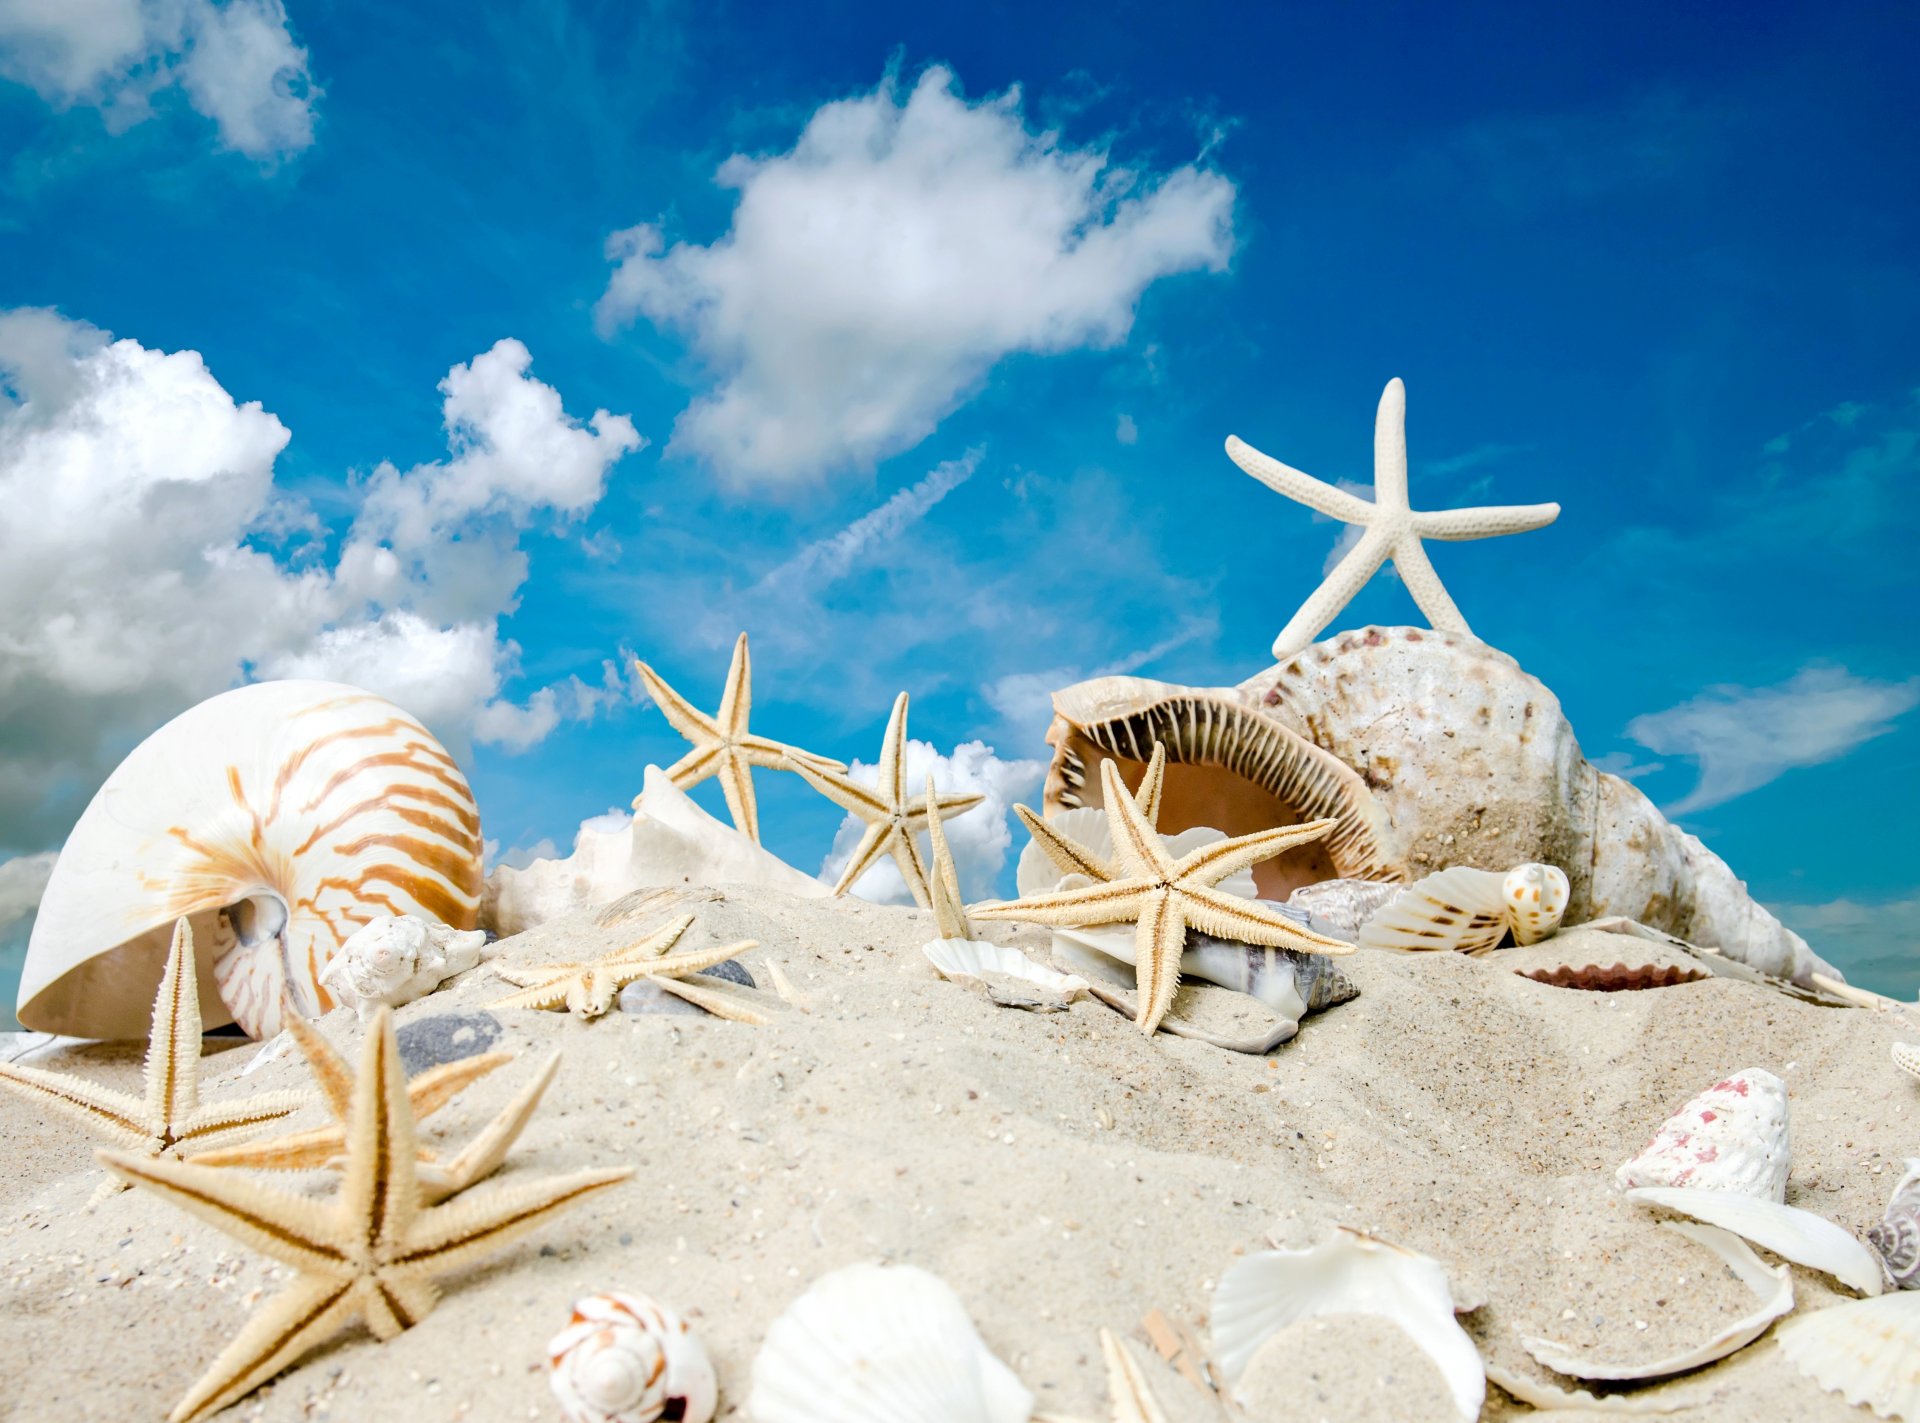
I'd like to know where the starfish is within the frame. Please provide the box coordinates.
[0,918,305,1196]
[1015,743,1168,886]
[970,760,1354,1035]
[925,772,972,940]
[633,631,845,841]
[784,691,983,909]
[1226,377,1561,660]
[100,1008,630,1423]
[487,912,767,1023]
[1033,1329,1171,1423]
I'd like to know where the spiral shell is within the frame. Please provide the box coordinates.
[1872,1161,1920,1289]
[547,1292,718,1423]
[16,681,483,1041]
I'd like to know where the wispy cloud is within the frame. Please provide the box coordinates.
[981,617,1216,751]
[755,453,978,599]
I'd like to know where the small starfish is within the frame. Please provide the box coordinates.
[487,912,767,1023]
[926,772,972,940]
[634,631,845,841]
[1227,378,1560,660]
[100,1007,630,1423]
[785,691,983,909]
[1033,1329,1172,1423]
[1015,743,1168,886]
[971,760,1353,1035]
[0,918,305,1195]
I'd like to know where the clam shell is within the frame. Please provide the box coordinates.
[1627,1186,1885,1296]
[18,681,484,1040]
[547,1290,718,1423]
[748,1261,1034,1423]
[920,939,1089,1011]
[1614,1068,1791,1201]
[1872,1161,1920,1289]
[1777,1291,1920,1420]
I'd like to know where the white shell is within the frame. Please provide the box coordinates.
[18,681,484,1040]
[1208,1229,1484,1423]
[1777,1291,1920,1420]
[1872,1161,1920,1289]
[1281,878,1402,939]
[1356,862,1569,954]
[1627,1186,1886,1296]
[548,1291,718,1423]
[317,914,492,1021]
[1521,1221,1792,1380]
[748,1261,1035,1423]
[1614,1068,1791,1201]
[1894,1043,1920,1080]
[1484,1363,1701,1414]
[920,939,1088,1010]
[1503,862,1571,945]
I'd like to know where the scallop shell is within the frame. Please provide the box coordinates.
[1894,1044,1920,1080]
[1871,1161,1920,1289]
[1519,962,1709,991]
[1777,1291,1920,1420]
[1209,1228,1485,1423]
[317,914,492,1022]
[1614,1068,1791,1201]
[548,1290,718,1423]
[18,681,484,1040]
[748,1261,1034,1423]
[1627,1187,1885,1296]
[920,939,1089,1011]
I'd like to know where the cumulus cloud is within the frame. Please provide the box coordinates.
[818,740,1045,905]
[0,0,316,160]
[1627,665,1920,815]
[598,63,1236,485]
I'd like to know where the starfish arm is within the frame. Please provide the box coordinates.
[890,825,934,910]
[1099,761,1177,878]
[1178,886,1356,955]
[968,878,1152,929]
[1389,534,1473,635]
[489,960,576,987]
[1015,804,1114,884]
[1133,743,1167,826]
[418,1052,560,1205]
[787,757,891,819]
[1171,818,1337,883]
[654,975,773,1025]
[1225,435,1379,524]
[0,1063,152,1149]
[145,918,203,1124]
[174,1093,310,1150]
[927,774,972,939]
[633,659,720,745]
[717,753,761,842]
[877,692,911,808]
[1270,524,1394,661]
[718,631,751,738]
[601,913,697,964]
[340,1011,421,1252]
[828,822,893,897]
[655,741,727,793]
[282,1012,354,1119]
[739,734,845,773]
[1132,890,1184,1036]
[189,1122,348,1172]
[1373,378,1410,509]
[405,1051,513,1120]
[97,1149,351,1270]
[639,937,759,978]
[1412,501,1561,540]
[166,1274,360,1423]
[903,790,986,828]
[396,1166,632,1278]
[487,979,575,1013]
[362,1273,440,1340]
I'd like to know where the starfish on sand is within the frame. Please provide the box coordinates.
[785,692,983,910]
[1226,378,1561,660]
[0,918,305,1195]
[971,760,1353,1036]
[1014,743,1168,885]
[100,1007,630,1423]
[634,631,845,841]
[487,912,767,1023]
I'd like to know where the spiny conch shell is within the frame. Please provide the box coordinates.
[920,939,1089,1012]
[1355,862,1569,954]
[317,914,493,1021]
[1776,1291,1920,1420]
[1614,1069,1791,1201]
[748,1261,1035,1423]
[1521,1221,1792,1381]
[1872,1161,1920,1289]
[1208,1228,1485,1422]
[18,681,484,1041]
[547,1291,718,1423]
[1627,1186,1886,1296]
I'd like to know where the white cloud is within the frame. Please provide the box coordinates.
[1627,665,1920,815]
[981,619,1214,754]
[1115,413,1138,445]
[0,0,316,160]
[1590,749,1664,781]
[598,63,1236,485]
[0,852,55,937]
[818,740,1044,904]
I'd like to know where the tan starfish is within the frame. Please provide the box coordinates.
[970,760,1353,1035]
[633,631,845,841]
[99,1007,630,1423]
[487,912,767,1023]
[1014,743,1169,885]
[926,771,972,940]
[1033,1329,1173,1423]
[785,691,983,909]
[0,918,305,1196]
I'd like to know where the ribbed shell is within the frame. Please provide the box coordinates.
[547,1291,717,1423]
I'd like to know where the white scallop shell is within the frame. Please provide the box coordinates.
[317,914,492,1021]
[920,939,1088,1010]
[1503,862,1571,945]
[1627,1186,1885,1296]
[548,1290,718,1423]
[1777,1291,1920,1420]
[1356,862,1569,954]
[748,1261,1035,1423]
[1614,1068,1790,1201]
[1209,1228,1485,1423]
[1894,1043,1920,1081]
[1872,1161,1920,1289]
[17,681,484,1041]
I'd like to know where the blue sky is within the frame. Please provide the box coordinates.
[1,0,1916,1015]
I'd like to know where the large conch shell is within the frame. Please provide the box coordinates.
[1044,627,1837,985]
[17,681,484,1040]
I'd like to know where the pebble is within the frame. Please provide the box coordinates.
[396,1012,505,1074]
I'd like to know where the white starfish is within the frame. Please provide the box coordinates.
[1226,378,1560,660]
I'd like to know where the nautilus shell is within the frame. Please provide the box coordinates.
[17,681,484,1041]
[548,1291,718,1423]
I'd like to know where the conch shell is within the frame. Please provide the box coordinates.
[17,681,484,1040]
[318,914,493,1021]
[1615,1068,1791,1201]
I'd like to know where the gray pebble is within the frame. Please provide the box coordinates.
[396,1011,504,1074]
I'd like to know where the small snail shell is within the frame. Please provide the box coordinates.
[17,681,483,1040]
[317,913,491,1021]
[1502,862,1570,946]
[548,1292,718,1423]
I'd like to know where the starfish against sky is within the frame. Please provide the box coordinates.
[1226,378,1561,660]
[634,630,844,841]
[925,772,972,941]
[971,760,1354,1035]
[1015,743,1168,886]
[785,691,983,909]
[488,912,766,1023]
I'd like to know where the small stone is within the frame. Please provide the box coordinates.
[700,958,755,988]
[617,981,708,1017]
[396,1012,505,1075]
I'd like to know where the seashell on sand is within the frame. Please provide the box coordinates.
[1357,864,1566,955]
[1281,877,1402,939]
[1053,921,1357,1032]
[1520,962,1710,991]
[748,1261,1034,1423]
[1627,1186,1885,1296]
[1872,1161,1920,1290]
[1895,1043,1920,1080]
[18,680,484,1040]
[1615,1068,1791,1201]
[318,914,492,1022]
[1777,1290,1920,1421]
[1485,1364,1703,1414]
[547,1290,718,1423]
[1503,862,1571,945]
[920,939,1088,1012]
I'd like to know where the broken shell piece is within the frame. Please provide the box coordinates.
[1209,1228,1484,1422]
[1504,863,1572,945]
[1776,1291,1920,1421]
[1484,1364,1699,1414]
[920,940,1089,1012]
[1894,1044,1920,1080]
[748,1261,1034,1423]
[1521,1221,1791,1380]
[1871,1161,1920,1289]
[1052,920,1357,1021]
[318,914,492,1022]
[1614,1069,1791,1202]
[548,1290,718,1423]
[1627,1187,1885,1296]
[1356,862,1570,954]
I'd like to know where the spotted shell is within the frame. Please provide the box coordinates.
[16,681,483,1041]
[1615,1068,1791,1202]
[548,1291,718,1423]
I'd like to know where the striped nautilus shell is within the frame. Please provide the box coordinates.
[16,680,483,1041]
